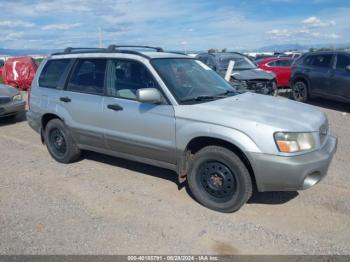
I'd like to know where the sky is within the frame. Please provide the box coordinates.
[0,0,349,51]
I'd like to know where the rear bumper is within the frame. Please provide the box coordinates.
[0,101,26,117]
[247,135,337,192]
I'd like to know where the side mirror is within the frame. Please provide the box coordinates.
[346,65,350,72]
[136,88,162,104]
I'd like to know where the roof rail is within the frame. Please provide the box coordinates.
[107,45,164,52]
[63,47,105,53]
[168,51,187,55]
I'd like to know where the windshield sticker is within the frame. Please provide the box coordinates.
[195,60,212,70]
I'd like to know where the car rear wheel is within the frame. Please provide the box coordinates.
[44,119,80,163]
[187,146,252,213]
[292,81,308,102]
[271,80,278,96]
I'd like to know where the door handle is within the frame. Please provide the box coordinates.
[107,104,123,111]
[60,97,71,103]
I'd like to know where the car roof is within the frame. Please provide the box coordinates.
[307,50,350,55]
[197,52,244,57]
[261,57,292,63]
[140,51,189,59]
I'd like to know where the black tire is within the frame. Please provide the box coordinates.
[292,80,308,102]
[271,81,278,97]
[44,119,80,163]
[187,146,252,213]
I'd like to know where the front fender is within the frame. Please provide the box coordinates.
[176,121,261,153]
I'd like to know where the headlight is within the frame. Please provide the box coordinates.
[274,132,316,153]
[12,94,22,102]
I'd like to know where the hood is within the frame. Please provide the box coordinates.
[175,93,327,154]
[0,84,19,97]
[231,68,275,81]
[176,92,326,133]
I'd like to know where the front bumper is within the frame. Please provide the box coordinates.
[0,100,26,117]
[247,135,337,192]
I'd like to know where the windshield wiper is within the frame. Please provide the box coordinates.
[216,90,236,97]
[180,95,217,103]
[180,91,235,103]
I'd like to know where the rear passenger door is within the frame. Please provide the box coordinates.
[331,54,350,100]
[308,54,334,95]
[102,58,177,165]
[60,58,107,149]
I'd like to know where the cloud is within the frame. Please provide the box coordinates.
[267,27,341,41]
[2,32,25,41]
[0,0,348,49]
[267,29,292,38]
[303,16,336,27]
[42,23,81,30]
[0,20,35,28]
[325,33,340,39]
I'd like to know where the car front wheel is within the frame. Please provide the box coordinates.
[187,146,252,213]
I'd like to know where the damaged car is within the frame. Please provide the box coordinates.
[196,52,277,95]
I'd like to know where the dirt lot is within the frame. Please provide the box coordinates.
[0,98,350,255]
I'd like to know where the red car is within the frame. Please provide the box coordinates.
[258,57,293,87]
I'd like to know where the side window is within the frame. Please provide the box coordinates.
[207,57,216,69]
[312,55,333,68]
[275,60,292,67]
[106,59,158,100]
[267,61,276,67]
[303,55,314,66]
[196,56,204,63]
[39,59,70,89]
[67,59,106,95]
[336,55,350,70]
[198,56,208,65]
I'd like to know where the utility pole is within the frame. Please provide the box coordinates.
[98,27,103,48]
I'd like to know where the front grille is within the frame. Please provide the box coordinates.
[0,97,11,105]
[245,80,275,95]
[319,119,329,145]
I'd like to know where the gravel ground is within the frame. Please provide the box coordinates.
[0,97,349,255]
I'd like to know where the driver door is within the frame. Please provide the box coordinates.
[102,58,177,165]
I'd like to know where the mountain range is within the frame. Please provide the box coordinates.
[1,43,350,56]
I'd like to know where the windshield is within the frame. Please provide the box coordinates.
[151,58,236,104]
[218,54,256,70]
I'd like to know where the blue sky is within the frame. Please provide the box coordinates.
[0,0,349,50]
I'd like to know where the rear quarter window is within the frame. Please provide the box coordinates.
[312,54,333,68]
[39,59,71,89]
[303,55,314,66]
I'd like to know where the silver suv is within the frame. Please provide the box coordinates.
[27,46,337,212]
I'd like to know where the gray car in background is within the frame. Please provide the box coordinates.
[196,52,277,95]
[27,46,337,212]
[0,84,26,118]
[291,51,350,103]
